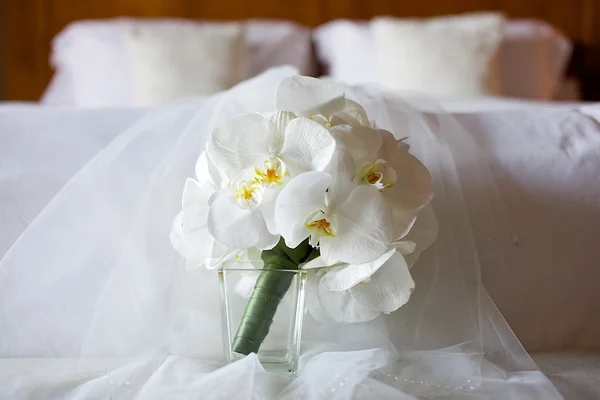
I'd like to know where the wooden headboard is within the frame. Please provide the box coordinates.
[2,0,600,101]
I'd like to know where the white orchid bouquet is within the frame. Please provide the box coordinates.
[171,76,434,356]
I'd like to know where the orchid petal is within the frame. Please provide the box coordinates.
[182,206,214,269]
[177,178,216,270]
[275,171,330,248]
[321,248,396,291]
[279,118,336,175]
[344,99,371,126]
[330,99,371,127]
[401,204,439,268]
[207,188,259,249]
[207,113,270,178]
[391,241,417,256]
[305,270,330,322]
[258,185,284,235]
[195,151,221,190]
[268,111,295,154]
[387,204,418,242]
[182,177,212,208]
[206,241,241,269]
[316,280,380,323]
[324,149,357,210]
[170,210,215,271]
[252,211,279,250]
[301,256,339,270]
[246,247,265,268]
[276,75,345,117]
[384,134,434,211]
[234,268,260,298]
[378,129,402,160]
[319,185,391,265]
[351,251,415,313]
[170,211,188,258]
[330,125,382,168]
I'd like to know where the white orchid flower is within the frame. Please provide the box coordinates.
[332,124,434,241]
[170,152,243,269]
[314,250,415,323]
[208,111,336,181]
[207,173,279,251]
[276,75,371,129]
[304,245,416,323]
[206,111,336,249]
[274,158,392,265]
[305,206,439,323]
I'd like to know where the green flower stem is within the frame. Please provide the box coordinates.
[232,238,319,355]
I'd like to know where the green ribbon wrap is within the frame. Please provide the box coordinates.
[232,238,318,355]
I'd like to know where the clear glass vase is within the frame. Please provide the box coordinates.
[219,267,307,377]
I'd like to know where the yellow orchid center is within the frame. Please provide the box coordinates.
[233,180,262,209]
[305,210,336,247]
[307,218,335,235]
[365,169,382,185]
[254,158,287,187]
[356,160,396,191]
[240,186,254,200]
[309,114,332,130]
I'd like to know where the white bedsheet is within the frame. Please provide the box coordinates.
[437,97,584,113]
[2,100,600,351]
[1,101,599,399]
[452,106,600,351]
[319,76,584,113]
[532,351,600,399]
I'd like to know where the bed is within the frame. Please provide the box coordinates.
[1,1,600,399]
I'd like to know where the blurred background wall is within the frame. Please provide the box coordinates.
[0,18,4,101]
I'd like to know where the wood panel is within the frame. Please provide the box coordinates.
[0,0,596,101]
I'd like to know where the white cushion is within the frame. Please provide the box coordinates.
[371,14,505,96]
[499,19,573,99]
[126,23,244,106]
[313,20,376,86]
[41,19,313,107]
[244,20,314,79]
[314,17,573,100]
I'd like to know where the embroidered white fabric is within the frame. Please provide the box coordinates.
[0,68,563,399]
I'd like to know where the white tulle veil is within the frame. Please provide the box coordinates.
[0,68,562,399]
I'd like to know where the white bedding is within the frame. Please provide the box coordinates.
[436,97,585,113]
[2,100,599,352]
[453,107,600,351]
[532,351,600,399]
[1,98,599,399]
[319,77,585,113]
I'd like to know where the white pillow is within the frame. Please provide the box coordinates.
[41,19,313,107]
[313,20,377,86]
[244,20,314,79]
[53,20,135,106]
[371,14,505,96]
[126,23,243,106]
[499,19,573,99]
[314,17,573,100]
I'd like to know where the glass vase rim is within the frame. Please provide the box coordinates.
[218,267,307,273]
